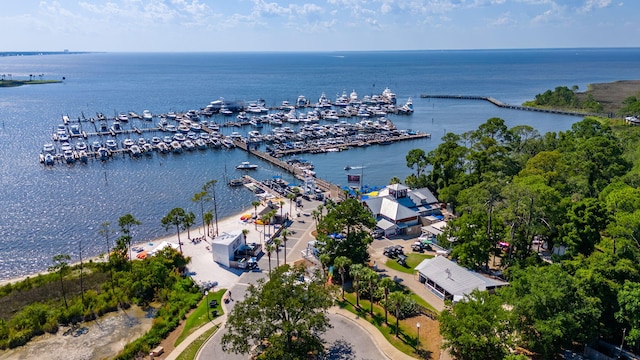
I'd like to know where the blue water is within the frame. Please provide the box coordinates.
[1,48,639,280]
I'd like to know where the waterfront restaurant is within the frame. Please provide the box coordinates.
[414,256,508,302]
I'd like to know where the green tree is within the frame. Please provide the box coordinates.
[203,179,219,237]
[361,267,378,316]
[350,264,364,308]
[252,200,262,229]
[439,290,513,360]
[221,265,333,359]
[192,190,208,238]
[389,176,402,184]
[334,256,351,300]
[617,280,640,349]
[184,211,196,240]
[98,221,116,293]
[161,207,188,253]
[406,148,429,177]
[378,277,395,325]
[49,254,71,308]
[388,291,409,337]
[265,243,275,275]
[273,237,282,267]
[280,228,290,265]
[560,198,608,257]
[118,214,141,272]
[316,198,376,266]
[204,211,213,238]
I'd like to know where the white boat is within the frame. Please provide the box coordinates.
[69,124,81,135]
[111,120,122,132]
[142,110,153,120]
[151,136,161,145]
[173,133,186,142]
[156,142,169,153]
[98,147,109,160]
[44,153,55,166]
[222,138,235,148]
[137,138,147,146]
[105,139,118,150]
[170,141,183,153]
[129,145,142,157]
[122,138,135,148]
[75,141,87,151]
[163,135,173,144]
[195,138,208,150]
[43,143,56,154]
[63,150,75,164]
[236,161,258,170]
[166,124,177,132]
[183,139,196,151]
[296,95,307,107]
[142,143,154,154]
[78,150,89,163]
[117,113,129,122]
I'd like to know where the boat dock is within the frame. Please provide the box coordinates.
[419,94,607,117]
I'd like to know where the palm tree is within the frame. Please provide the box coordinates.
[49,254,71,308]
[161,207,187,253]
[390,176,402,184]
[265,243,276,275]
[252,200,262,229]
[203,180,219,237]
[279,200,285,219]
[260,213,270,245]
[280,228,290,264]
[242,229,250,256]
[273,237,282,267]
[192,190,207,237]
[334,256,351,300]
[184,211,196,240]
[316,204,325,222]
[350,264,364,308]
[388,291,409,337]
[204,211,213,239]
[287,192,296,217]
[361,268,379,316]
[311,209,321,226]
[378,277,395,325]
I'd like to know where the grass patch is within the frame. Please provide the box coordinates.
[339,292,423,357]
[385,253,433,274]
[174,288,226,347]
[175,324,220,360]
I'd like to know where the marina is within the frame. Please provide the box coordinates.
[38,88,427,167]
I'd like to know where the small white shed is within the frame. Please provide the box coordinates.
[211,231,245,267]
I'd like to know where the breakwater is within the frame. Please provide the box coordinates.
[419,94,608,117]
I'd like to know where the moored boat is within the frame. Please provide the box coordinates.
[236,161,258,170]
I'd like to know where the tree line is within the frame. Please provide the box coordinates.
[394,116,640,358]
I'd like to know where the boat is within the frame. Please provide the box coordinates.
[137,138,147,146]
[42,143,56,154]
[111,120,122,132]
[142,143,154,155]
[129,145,142,157]
[228,178,245,187]
[195,138,208,150]
[344,165,351,170]
[122,138,135,148]
[142,110,153,120]
[97,147,109,160]
[78,150,89,163]
[63,150,75,164]
[156,142,169,153]
[105,139,118,150]
[173,133,186,142]
[183,139,196,151]
[296,95,307,107]
[44,153,55,166]
[170,141,183,153]
[75,141,87,151]
[117,113,129,122]
[222,138,235,148]
[236,161,258,170]
[151,136,161,145]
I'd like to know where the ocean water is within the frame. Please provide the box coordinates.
[1,48,639,280]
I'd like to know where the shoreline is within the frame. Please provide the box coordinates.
[0,203,272,288]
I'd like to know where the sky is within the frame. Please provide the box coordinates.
[1,0,637,52]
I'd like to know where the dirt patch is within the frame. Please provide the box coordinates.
[404,313,442,359]
[0,306,153,360]
[576,80,640,113]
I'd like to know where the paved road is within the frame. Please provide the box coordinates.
[199,312,386,360]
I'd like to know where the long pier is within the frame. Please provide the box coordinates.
[419,94,608,117]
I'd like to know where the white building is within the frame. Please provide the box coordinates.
[211,231,245,267]
[415,256,508,302]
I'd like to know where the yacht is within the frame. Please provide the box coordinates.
[183,139,196,151]
[63,150,75,164]
[111,120,122,132]
[75,141,88,151]
[142,110,153,120]
[156,142,169,153]
[44,153,55,166]
[78,150,89,163]
[42,143,56,154]
[122,138,135,148]
[173,133,186,142]
[137,138,147,146]
[105,139,118,151]
[170,141,183,153]
[98,147,109,161]
[117,113,129,122]
[129,145,142,157]
[296,95,307,107]
[236,161,258,170]
[151,137,161,145]
[166,124,177,132]
[195,138,208,150]
[142,143,154,154]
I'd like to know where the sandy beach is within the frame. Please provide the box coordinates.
[0,198,286,290]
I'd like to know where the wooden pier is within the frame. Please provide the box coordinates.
[419,94,607,117]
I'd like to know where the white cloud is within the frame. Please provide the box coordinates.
[490,11,516,26]
[579,0,612,13]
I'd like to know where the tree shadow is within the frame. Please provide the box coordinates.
[324,338,356,360]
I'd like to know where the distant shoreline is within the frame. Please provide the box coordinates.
[0,79,63,88]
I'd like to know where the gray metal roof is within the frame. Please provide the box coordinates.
[415,256,507,297]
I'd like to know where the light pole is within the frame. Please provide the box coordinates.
[416,322,420,347]
[205,290,210,321]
